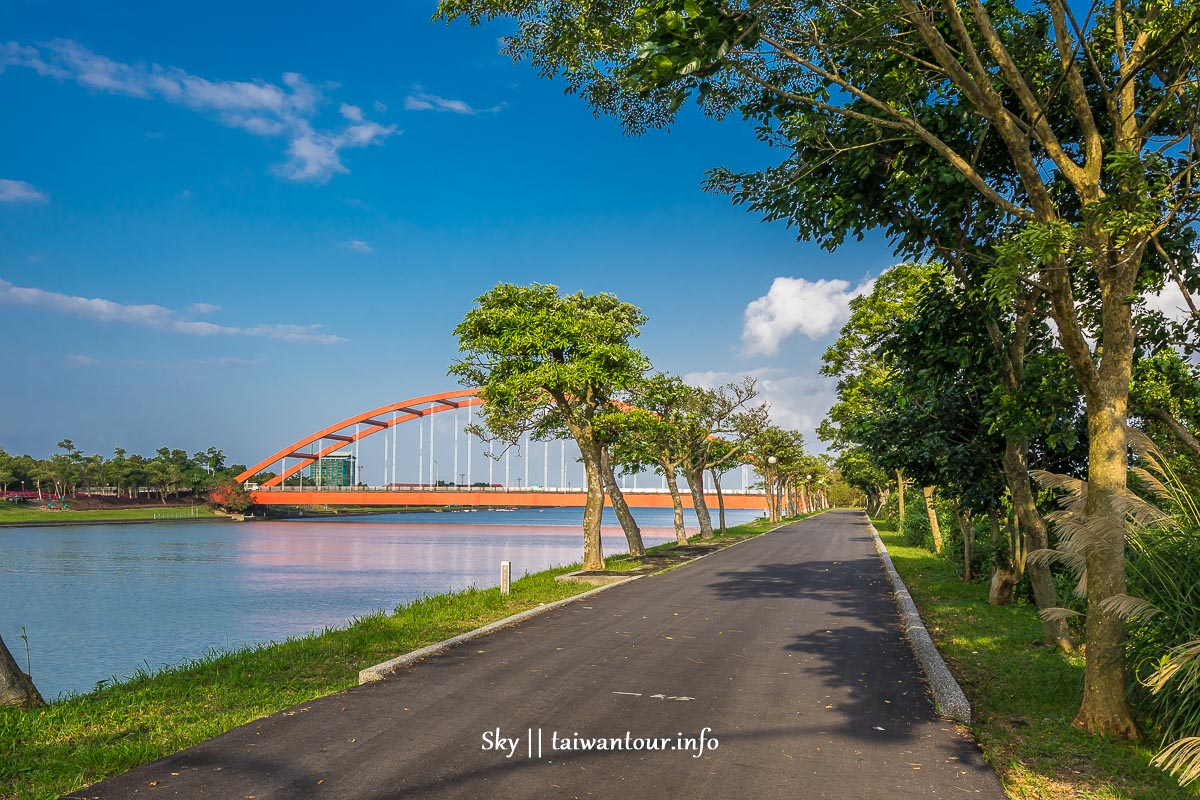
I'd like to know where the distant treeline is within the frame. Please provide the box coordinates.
[0,440,247,503]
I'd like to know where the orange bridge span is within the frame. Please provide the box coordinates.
[237,388,767,511]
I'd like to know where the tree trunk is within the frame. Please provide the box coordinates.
[922,486,943,553]
[686,465,715,539]
[987,506,1019,605]
[578,440,606,571]
[0,633,44,708]
[955,507,974,582]
[1000,437,1074,650]
[664,467,688,545]
[765,471,779,522]
[600,448,644,556]
[1074,399,1139,737]
[711,470,727,533]
[873,486,890,516]
[896,470,905,538]
[865,487,880,515]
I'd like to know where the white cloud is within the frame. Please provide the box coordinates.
[0,277,346,344]
[742,276,876,356]
[404,89,502,115]
[188,302,220,314]
[341,239,373,254]
[63,354,258,369]
[0,39,397,183]
[682,368,837,450]
[0,178,48,203]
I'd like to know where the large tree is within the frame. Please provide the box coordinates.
[450,283,650,570]
[439,0,1200,736]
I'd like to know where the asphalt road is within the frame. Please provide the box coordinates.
[68,510,1006,799]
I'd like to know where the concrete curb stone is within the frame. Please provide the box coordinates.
[866,515,972,725]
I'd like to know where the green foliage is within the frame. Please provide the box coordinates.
[449,283,649,445]
[875,518,1200,798]
[0,444,240,503]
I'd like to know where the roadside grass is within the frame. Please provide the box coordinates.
[0,515,784,800]
[873,518,1198,800]
[0,503,209,525]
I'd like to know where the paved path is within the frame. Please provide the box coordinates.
[69,510,1006,799]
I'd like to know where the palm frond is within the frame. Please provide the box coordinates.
[1039,607,1083,624]
[1099,593,1161,623]
[1147,639,1200,695]
[1152,737,1200,787]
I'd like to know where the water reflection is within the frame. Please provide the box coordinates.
[0,506,761,699]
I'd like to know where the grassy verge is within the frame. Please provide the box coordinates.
[0,515,792,800]
[873,518,1198,800]
[0,504,212,525]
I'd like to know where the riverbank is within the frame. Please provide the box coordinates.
[0,515,801,800]
[874,518,1197,799]
[0,503,218,527]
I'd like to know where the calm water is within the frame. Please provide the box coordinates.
[0,506,761,700]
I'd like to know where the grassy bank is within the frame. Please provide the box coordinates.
[873,518,1198,800]
[0,515,792,800]
[0,503,212,525]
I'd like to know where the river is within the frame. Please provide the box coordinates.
[0,506,763,700]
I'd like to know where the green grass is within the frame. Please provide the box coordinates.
[873,518,1199,800]
[0,503,210,525]
[0,515,785,800]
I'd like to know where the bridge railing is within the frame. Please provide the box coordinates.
[251,485,766,495]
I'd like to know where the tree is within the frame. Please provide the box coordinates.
[0,449,14,494]
[611,374,694,544]
[450,283,650,570]
[675,377,765,538]
[822,263,1084,649]
[210,479,253,513]
[438,0,1200,738]
[745,425,807,522]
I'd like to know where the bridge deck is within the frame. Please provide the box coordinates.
[249,488,768,510]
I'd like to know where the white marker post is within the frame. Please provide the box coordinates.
[500,560,511,595]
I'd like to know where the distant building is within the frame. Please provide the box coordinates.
[308,454,356,487]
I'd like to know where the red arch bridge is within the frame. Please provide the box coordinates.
[235,388,768,510]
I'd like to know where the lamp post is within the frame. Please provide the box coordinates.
[767,456,779,523]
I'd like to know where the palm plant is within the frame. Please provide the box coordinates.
[1031,430,1200,787]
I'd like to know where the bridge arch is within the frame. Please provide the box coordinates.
[235,388,482,487]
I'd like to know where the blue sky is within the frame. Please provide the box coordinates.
[0,0,896,479]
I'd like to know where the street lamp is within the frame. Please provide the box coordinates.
[767,456,779,523]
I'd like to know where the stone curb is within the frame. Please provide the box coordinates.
[866,516,972,725]
[358,576,644,684]
[357,514,820,685]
